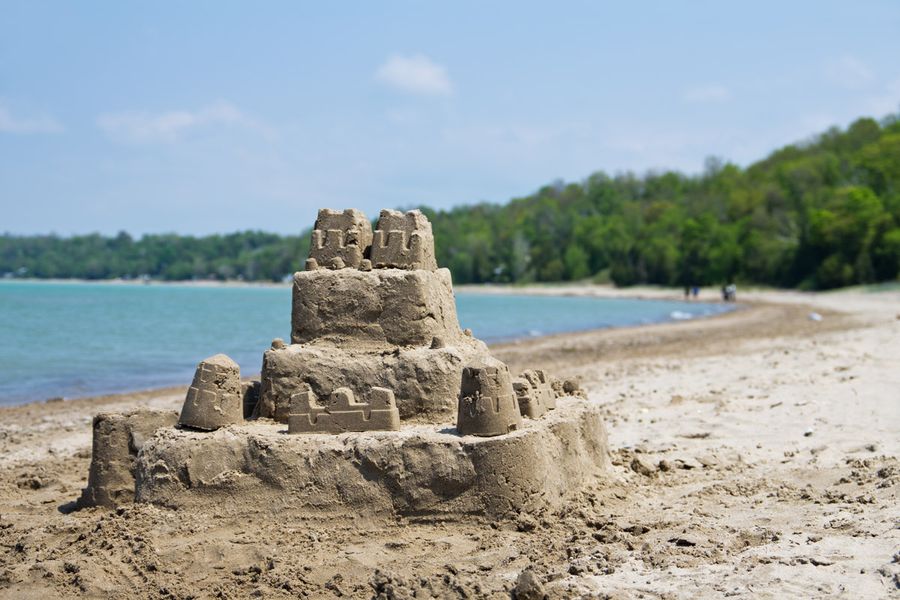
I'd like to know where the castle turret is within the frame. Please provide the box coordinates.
[370,209,437,270]
[306,208,373,271]
[179,354,244,430]
[456,361,523,436]
[513,369,557,418]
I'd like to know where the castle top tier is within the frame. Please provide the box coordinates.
[305,208,437,272]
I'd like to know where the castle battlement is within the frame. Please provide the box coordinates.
[288,386,400,434]
[512,369,558,419]
[306,208,373,270]
[371,209,437,270]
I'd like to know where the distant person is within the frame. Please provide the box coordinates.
[691,286,700,298]
[726,283,737,302]
[684,286,690,300]
[721,283,736,301]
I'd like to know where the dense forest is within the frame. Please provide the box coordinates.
[3,114,899,289]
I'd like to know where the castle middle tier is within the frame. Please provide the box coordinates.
[256,252,491,423]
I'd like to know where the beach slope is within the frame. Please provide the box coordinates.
[0,288,897,598]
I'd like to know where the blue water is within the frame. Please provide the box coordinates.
[0,281,733,405]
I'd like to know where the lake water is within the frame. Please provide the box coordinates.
[0,281,733,405]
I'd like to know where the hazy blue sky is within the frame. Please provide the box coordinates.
[2,1,899,235]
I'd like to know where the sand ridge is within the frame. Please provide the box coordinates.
[0,288,898,598]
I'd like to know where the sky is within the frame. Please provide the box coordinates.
[2,1,900,236]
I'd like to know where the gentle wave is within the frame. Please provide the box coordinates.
[669,310,694,320]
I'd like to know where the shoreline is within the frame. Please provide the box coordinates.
[0,294,738,410]
[0,276,775,300]
[0,282,738,408]
[2,285,876,418]
[0,293,767,415]
[7,276,894,412]
[3,275,897,298]
[3,277,695,298]
[0,294,773,462]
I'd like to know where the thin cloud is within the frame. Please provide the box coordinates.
[825,56,874,90]
[375,53,453,96]
[96,101,271,143]
[0,102,63,134]
[682,84,732,104]
[863,78,900,116]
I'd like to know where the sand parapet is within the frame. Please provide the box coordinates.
[288,387,400,434]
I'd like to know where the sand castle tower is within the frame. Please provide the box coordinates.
[178,354,244,430]
[456,360,523,436]
[256,208,492,423]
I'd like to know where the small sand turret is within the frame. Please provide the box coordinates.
[456,361,523,436]
[78,410,178,508]
[178,354,243,430]
[513,369,557,418]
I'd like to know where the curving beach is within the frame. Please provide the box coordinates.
[0,286,897,597]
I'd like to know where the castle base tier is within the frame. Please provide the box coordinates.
[135,398,610,519]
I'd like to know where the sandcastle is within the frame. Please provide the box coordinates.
[78,209,611,518]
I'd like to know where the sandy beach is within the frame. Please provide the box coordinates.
[0,287,898,598]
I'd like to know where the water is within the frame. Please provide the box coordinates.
[0,281,733,405]
[455,293,732,341]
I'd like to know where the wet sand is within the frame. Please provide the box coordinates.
[0,287,898,598]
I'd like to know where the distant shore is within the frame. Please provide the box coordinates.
[4,276,744,302]
[0,277,291,288]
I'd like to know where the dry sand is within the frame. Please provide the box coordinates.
[0,287,898,599]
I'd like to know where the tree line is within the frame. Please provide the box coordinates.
[0,231,310,282]
[2,114,899,289]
